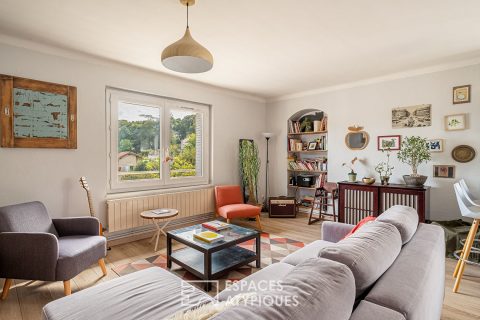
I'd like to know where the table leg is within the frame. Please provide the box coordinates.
[167,234,172,269]
[204,252,211,291]
[153,218,161,251]
[159,219,171,236]
[256,233,261,268]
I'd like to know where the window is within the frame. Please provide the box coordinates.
[107,89,210,192]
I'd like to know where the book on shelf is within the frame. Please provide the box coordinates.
[202,220,231,231]
[288,136,327,152]
[193,231,224,243]
[288,158,327,171]
[287,117,328,134]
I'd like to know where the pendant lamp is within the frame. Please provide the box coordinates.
[161,0,213,73]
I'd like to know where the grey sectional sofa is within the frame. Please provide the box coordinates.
[42,205,445,320]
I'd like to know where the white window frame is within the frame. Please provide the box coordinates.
[107,88,210,193]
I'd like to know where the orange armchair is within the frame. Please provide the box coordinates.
[214,185,262,230]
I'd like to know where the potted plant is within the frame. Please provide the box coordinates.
[239,140,261,204]
[342,157,358,182]
[375,149,394,185]
[397,136,431,186]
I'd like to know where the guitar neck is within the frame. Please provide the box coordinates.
[85,190,95,218]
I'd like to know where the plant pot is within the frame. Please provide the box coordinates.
[380,176,390,185]
[348,173,357,182]
[403,175,427,186]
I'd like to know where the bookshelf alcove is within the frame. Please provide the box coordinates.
[287,109,328,213]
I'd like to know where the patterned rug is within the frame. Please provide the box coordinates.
[112,233,304,292]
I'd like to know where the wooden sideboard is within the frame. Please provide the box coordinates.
[338,181,430,224]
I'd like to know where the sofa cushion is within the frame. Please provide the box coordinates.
[343,216,376,239]
[216,262,294,301]
[56,235,106,280]
[350,301,406,320]
[364,223,445,320]
[213,258,356,320]
[376,205,419,244]
[318,221,402,298]
[217,204,260,219]
[43,267,214,320]
[280,240,331,266]
[0,201,59,237]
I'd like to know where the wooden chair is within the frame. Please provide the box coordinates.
[452,182,480,293]
[214,185,262,230]
[309,182,338,225]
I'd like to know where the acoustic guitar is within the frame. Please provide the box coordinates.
[79,177,104,236]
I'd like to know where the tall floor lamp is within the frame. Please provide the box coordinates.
[262,132,274,212]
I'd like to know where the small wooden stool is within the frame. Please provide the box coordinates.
[309,182,338,225]
[140,209,178,251]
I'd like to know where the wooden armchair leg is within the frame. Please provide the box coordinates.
[255,215,263,231]
[1,279,12,300]
[98,258,107,276]
[227,219,231,224]
[63,280,71,296]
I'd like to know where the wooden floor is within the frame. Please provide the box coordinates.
[1,213,479,320]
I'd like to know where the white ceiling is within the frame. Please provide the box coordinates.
[1,0,480,98]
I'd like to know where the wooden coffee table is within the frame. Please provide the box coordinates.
[140,208,178,251]
[167,224,261,291]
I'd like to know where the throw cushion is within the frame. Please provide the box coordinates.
[342,216,376,239]
[318,221,402,298]
[376,205,419,244]
[212,258,356,320]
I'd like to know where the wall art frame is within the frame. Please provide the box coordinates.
[0,74,77,149]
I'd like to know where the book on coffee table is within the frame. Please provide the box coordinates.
[201,220,231,231]
[193,231,224,243]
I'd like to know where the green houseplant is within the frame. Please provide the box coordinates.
[375,149,394,185]
[239,140,261,204]
[397,136,431,186]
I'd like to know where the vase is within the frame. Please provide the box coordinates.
[380,176,390,185]
[403,175,427,186]
[348,173,357,182]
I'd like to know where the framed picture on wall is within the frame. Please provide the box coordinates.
[377,135,401,151]
[452,85,471,104]
[427,139,444,152]
[0,74,77,149]
[433,165,455,178]
[445,113,467,131]
[392,104,431,128]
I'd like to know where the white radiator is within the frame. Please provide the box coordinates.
[106,187,215,238]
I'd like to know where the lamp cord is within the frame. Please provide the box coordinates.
[187,3,189,28]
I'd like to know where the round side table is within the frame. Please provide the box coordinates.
[140,209,178,251]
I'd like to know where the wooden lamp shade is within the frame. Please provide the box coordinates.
[161,0,213,73]
[161,27,213,73]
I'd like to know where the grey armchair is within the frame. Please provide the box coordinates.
[0,201,107,299]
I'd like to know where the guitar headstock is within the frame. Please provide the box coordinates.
[79,176,90,191]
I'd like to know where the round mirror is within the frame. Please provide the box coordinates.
[345,131,369,150]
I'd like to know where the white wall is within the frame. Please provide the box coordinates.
[267,65,480,221]
[0,42,267,224]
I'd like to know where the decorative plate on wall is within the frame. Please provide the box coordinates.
[451,145,476,163]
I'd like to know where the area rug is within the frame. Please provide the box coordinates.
[112,233,304,292]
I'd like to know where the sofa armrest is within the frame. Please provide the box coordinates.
[53,217,100,237]
[0,232,58,280]
[322,221,355,243]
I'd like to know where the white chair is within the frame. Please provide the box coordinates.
[452,182,480,293]
[459,179,480,205]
